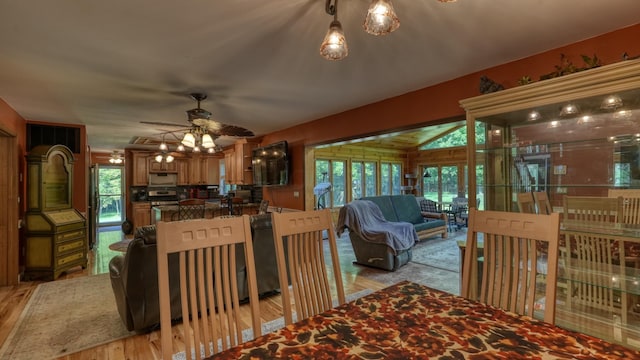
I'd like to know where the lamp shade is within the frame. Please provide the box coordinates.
[201,134,214,148]
[363,0,400,36]
[181,132,196,148]
[155,154,163,163]
[320,20,348,60]
[165,154,174,163]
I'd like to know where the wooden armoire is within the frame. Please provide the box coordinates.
[24,144,87,280]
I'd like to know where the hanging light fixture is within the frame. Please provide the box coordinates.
[181,131,196,148]
[320,0,348,61]
[109,151,123,164]
[201,133,215,148]
[159,135,168,151]
[363,0,400,36]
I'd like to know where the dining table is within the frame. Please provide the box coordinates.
[206,280,639,359]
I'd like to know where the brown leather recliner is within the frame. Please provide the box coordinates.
[109,214,283,333]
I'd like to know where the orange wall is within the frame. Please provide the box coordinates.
[260,24,640,210]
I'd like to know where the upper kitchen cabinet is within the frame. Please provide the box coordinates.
[461,59,640,212]
[224,139,258,185]
[189,155,220,185]
[148,156,177,173]
[176,158,190,185]
[131,151,149,186]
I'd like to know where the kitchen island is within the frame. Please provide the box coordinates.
[151,203,224,223]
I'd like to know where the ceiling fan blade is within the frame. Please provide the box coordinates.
[199,119,254,137]
[215,124,255,137]
[140,120,187,128]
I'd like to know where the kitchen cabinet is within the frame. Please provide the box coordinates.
[131,151,150,186]
[224,139,257,185]
[132,202,151,232]
[224,148,236,184]
[148,157,177,173]
[189,155,220,185]
[176,158,190,185]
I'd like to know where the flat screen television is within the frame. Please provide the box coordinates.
[252,141,289,186]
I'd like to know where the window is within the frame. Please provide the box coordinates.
[351,161,378,199]
[315,159,346,208]
[381,162,401,195]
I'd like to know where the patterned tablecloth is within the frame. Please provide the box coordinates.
[208,280,640,359]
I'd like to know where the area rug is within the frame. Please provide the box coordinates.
[172,288,373,360]
[410,236,461,272]
[0,274,134,360]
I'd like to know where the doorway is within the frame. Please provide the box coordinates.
[97,166,125,226]
[0,130,18,285]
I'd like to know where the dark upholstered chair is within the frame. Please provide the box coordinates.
[109,215,284,332]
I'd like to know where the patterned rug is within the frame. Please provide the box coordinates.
[336,230,466,295]
[0,274,134,360]
[410,235,461,272]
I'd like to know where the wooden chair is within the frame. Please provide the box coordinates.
[516,192,536,213]
[173,198,206,221]
[562,195,623,224]
[461,208,561,324]
[533,191,552,215]
[271,209,346,325]
[156,216,261,360]
[608,189,640,225]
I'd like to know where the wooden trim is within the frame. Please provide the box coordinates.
[0,135,18,285]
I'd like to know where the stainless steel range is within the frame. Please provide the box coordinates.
[147,189,179,206]
[147,173,179,206]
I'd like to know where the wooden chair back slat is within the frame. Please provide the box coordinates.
[533,191,552,215]
[157,216,261,360]
[516,192,536,213]
[271,209,346,325]
[461,208,561,324]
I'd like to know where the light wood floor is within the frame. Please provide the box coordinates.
[0,226,387,360]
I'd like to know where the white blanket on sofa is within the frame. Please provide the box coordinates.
[336,200,417,254]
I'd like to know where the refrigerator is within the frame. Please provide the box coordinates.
[88,164,99,249]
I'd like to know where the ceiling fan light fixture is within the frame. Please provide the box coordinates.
[193,145,201,153]
[201,134,215,148]
[155,154,163,163]
[109,151,123,164]
[182,132,196,148]
[363,0,400,36]
[177,144,185,152]
[165,154,174,163]
[207,147,215,154]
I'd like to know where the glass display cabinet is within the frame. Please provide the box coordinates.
[460,59,640,349]
[24,144,87,280]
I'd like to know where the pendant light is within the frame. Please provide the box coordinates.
[319,0,348,61]
[363,0,400,36]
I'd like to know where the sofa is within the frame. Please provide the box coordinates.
[108,214,282,332]
[361,195,448,240]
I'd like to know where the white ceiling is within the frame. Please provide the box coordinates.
[0,0,638,152]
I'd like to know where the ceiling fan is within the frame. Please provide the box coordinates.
[140,93,255,138]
